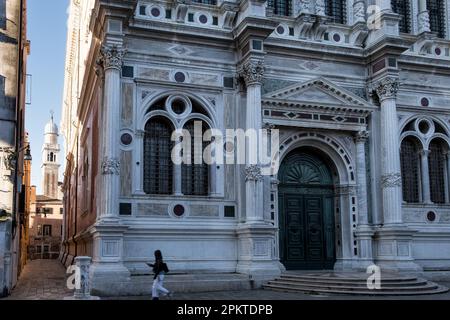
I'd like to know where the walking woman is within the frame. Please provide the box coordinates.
[147,250,172,300]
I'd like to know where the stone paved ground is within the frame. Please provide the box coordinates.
[3,259,450,300]
[3,259,72,300]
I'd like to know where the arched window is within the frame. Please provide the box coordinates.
[400,137,420,203]
[268,0,292,16]
[143,116,174,194]
[325,0,346,24]
[427,0,446,38]
[429,139,446,203]
[181,119,209,196]
[392,0,411,33]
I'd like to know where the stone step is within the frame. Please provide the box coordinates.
[278,276,429,287]
[263,283,449,296]
[266,280,440,291]
[263,272,449,296]
[282,272,418,282]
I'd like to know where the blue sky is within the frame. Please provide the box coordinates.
[26,0,69,192]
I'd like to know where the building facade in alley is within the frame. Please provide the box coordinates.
[28,116,63,261]
[0,0,29,297]
[60,0,450,296]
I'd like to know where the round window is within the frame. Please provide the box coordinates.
[418,120,430,134]
[120,133,133,145]
[150,7,160,17]
[420,97,430,107]
[435,47,442,56]
[174,72,186,83]
[333,34,341,42]
[171,99,186,115]
[276,26,285,35]
[173,204,185,217]
[199,14,208,24]
[427,211,436,222]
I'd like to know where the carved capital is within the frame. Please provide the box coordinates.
[98,45,126,71]
[381,173,402,188]
[101,157,120,175]
[240,60,265,86]
[245,165,263,182]
[374,77,399,100]
[354,130,369,143]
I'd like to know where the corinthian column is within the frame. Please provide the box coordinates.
[354,130,374,269]
[375,77,403,225]
[240,59,264,223]
[98,45,126,221]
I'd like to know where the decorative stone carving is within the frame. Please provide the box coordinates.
[245,165,263,181]
[381,173,402,188]
[418,10,431,34]
[101,157,120,175]
[173,0,190,23]
[315,0,325,16]
[353,0,366,23]
[98,45,126,71]
[240,60,265,86]
[374,77,399,100]
[262,122,276,130]
[354,130,369,143]
[220,2,239,30]
[296,14,316,39]
[296,0,312,14]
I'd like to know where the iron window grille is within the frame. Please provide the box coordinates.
[400,138,420,203]
[267,0,292,16]
[325,0,347,24]
[429,140,446,204]
[392,0,411,33]
[427,0,446,38]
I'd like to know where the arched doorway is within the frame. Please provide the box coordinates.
[278,147,336,270]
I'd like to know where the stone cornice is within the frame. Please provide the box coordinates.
[262,98,373,116]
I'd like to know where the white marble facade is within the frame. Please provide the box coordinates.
[61,0,450,295]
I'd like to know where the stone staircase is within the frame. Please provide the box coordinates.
[263,271,449,296]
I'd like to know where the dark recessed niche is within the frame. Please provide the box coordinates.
[427,211,436,222]
[165,9,172,19]
[212,16,218,25]
[333,33,341,42]
[122,66,134,78]
[188,13,194,22]
[173,204,185,217]
[223,76,234,89]
[224,206,235,218]
[199,14,208,24]
[252,40,262,51]
[388,57,397,67]
[120,133,133,145]
[276,26,285,34]
[324,33,329,41]
[174,72,186,83]
[421,97,430,107]
[289,27,294,36]
[139,5,146,15]
[151,7,160,17]
[120,203,132,215]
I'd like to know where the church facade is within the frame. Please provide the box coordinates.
[60,0,450,295]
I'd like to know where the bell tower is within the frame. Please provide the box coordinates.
[41,112,60,199]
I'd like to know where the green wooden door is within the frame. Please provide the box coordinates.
[278,149,336,270]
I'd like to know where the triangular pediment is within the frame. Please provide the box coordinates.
[263,77,373,109]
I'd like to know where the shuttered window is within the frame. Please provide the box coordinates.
[429,139,446,203]
[143,117,174,194]
[401,137,420,203]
